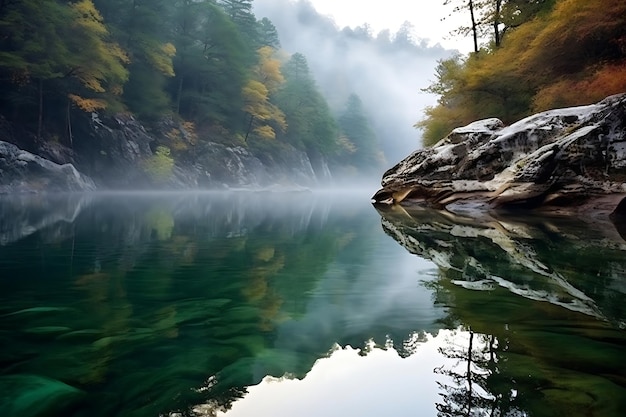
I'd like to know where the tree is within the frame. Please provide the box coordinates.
[171,1,247,130]
[338,94,383,172]
[418,0,626,147]
[241,46,287,142]
[0,0,128,139]
[444,0,481,53]
[218,0,257,44]
[257,17,280,50]
[274,53,337,155]
[92,0,176,118]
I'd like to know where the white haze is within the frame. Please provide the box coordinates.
[253,0,459,164]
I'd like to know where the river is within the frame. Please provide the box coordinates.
[0,191,625,417]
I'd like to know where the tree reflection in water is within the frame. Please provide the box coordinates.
[377,204,626,417]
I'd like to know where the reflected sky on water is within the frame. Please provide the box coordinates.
[0,191,625,417]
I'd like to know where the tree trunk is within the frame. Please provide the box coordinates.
[37,78,43,140]
[466,330,474,416]
[244,114,254,143]
[175,75,184,115]
[67,99,73,148]
[494,0,502,47]
[469,0,479,53]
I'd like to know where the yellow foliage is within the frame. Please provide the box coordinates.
[255,46,285,93]
[241,47,288,141]
[72,0,107,36]
[253,125,276,140]
[69,94,107,112]
[337,135,357,154]
[165,122,197,152]
[147,42,176,77]
[255,246,275,262]
[242,80,269,109]
[66,0,129,98]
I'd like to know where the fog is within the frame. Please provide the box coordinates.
[253,0,458,164]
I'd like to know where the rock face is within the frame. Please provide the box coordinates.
[167,140,321,189]
[0,112,332,192]
[0,141,96,194]
[372,94,626,215]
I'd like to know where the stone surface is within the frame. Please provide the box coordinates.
[372,94,626,215]
[0,141,96,194]
[0,111,332,192]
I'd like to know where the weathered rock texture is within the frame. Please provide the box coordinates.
[372,94,626,215]
[0,112,332,192]
[0,141,96,194]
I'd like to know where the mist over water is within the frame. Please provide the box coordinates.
[253,0,458,164]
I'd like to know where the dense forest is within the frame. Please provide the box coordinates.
[418,0,626,145]
[0,0,387,180]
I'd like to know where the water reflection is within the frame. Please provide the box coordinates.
[377,204,626,416]
[0,191,440,417]
[1,193,625,417]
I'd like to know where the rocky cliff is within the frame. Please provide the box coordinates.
[372,94,626,216]
[0,113,331,193]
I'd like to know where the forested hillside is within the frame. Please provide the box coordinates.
[419,0,626,146]
[0,0,385,180]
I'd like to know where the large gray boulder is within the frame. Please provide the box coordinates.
[372,94,626,215]
[0,141,96,194]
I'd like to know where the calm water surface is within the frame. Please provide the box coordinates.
[0,191,625,417]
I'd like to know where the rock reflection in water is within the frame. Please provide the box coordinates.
[376,204,626,416]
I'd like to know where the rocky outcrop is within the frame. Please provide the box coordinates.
[0,112,331,192]
[0,141,96,194]
[167,140,321,189]
[372,94,626,215]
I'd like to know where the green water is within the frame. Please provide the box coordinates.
[0,192,625,417]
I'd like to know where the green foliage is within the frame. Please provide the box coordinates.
[419,0,626,146]
[338,94,384,172]
[0,0,382,178]
[143,145,174,181]
[257,18,281,50]
[171,1,247,130]
[274,53,338,155]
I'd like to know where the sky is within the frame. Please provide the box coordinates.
[306,0,470,52]
[252,0,470,162]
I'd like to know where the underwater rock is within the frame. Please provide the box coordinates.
[0,374,83,417]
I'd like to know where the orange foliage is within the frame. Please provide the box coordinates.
[533,61,626,111]
[68,94,107,112]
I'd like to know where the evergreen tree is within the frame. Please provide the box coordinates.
[257,17,280,50]
[275,53,337,155]
[0,0,128,138]
[338,94,382,172]
[93,0,176,118]
[171,1,247,129]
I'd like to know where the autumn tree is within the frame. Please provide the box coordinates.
[93,0,176,118]
[419,0,626,146]
[0,0,128,139]
[241,46,287,142]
